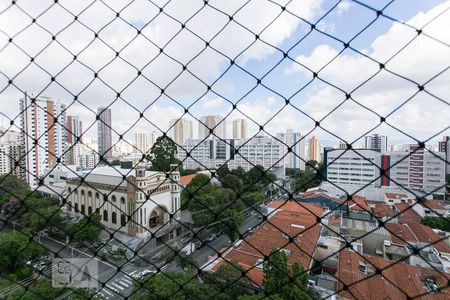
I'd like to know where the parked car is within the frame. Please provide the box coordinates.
[206,234,217,242]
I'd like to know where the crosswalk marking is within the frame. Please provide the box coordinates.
[105,284,120,293]
[110,282,125,291]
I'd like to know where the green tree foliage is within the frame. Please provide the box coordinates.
[19,197,63,232]
[69,213,104,244]
[244,165,276,193]
[131,272,221,300]
[216,164,231,180]
[0,175,28,206]
[421,216,450,232]
[262,248,313,300]
[0,231,43,272]
[289,160,324,193]
[204,262,251,299]
[218,208,245,242]
[148,135,179,172]
[1,196,24,219]
[222,174,243,193]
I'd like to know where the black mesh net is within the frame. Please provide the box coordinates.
[0,0,449,299]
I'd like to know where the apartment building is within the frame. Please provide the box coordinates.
[178,136,285,175]
[198,115,226,139]
[168,118,193,146]
[19,93,68,187]
[0,142,25,179]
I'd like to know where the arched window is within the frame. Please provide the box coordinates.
[103,210,108,222]
[75,203,79,213]
[88,206,92,215]
[95,192,99,199]
[68,201,72,211]
[120,197,125,205]
[120,214,126,226]
[95,208,100,214]
[81,190,85,196]
[74,190,78,195]
[112,212,117,224]
[111,195,116,203]
[88,191,92,198]
[68,187,72,193]
[81,204,85,215]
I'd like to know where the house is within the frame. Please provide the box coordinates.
[336,250,450,300]
[205,200,324,288]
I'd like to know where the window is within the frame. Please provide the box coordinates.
[121,214,126,226]
[68,201,72,211]
[111,195,116,203]
[103,210,108,222]
[88,206,92,215]
[120,197,125,205]
[81,204,85,215]
[88,191,92,198]
[112,212,117,224]
[75,203,79,213]
[95,192,99,199]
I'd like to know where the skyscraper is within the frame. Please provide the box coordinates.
[232,119,247,139]
[309,136,319,161]
[168,118,193,146]
[97,107,112,159]
[135,132,150,154]
[438,136,450,174]
[19,93,68,187]
[364,134,388,152]
[67,116,83,145]
[198,115,226,139]
[281,129,305,170]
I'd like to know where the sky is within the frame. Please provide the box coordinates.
[0,0,449,146]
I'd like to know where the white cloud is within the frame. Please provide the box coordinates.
[285,1,450,142]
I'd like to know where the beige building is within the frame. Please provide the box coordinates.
[232,118,247,139]
[309,136,319,161]
[169,118,193,146]
[198,115,226,139]
[66,165,181,242]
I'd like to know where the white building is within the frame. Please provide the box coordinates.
[0,142,25,179]
[19,93,68,187]
[198,115,226,140]
[364,134,388,152]
[325,149,381,187]
[179,136,285,176]
[168,118,193,146]
[277,130,306,170]
[384,145,446,194]
[135,132,151,154]
[66,165,181,241]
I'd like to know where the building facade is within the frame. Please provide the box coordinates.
[198,115,226,140]
[67,116,83,165]
[66,165,181,241]
[19,93,68,187]
[0,143,25,179]
[232,119,247,140]
[135,132,150,154]
[179,136,285,174]
[438,136,449,174]
[97,107,112,159]
[309,136,319,161]
[168,118,193,146]
[278,129,306,170]
[364,134,388,152]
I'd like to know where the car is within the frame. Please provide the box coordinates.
[194,241,204,249]
[140,269,156,277]
[206,234,217,242]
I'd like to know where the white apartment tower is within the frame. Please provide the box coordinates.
[19,93,68,187]
[232,119,247,139]
[198,115,226,140]
[135,132,151,154]
[168,118,193,146]
[278,129,306,170]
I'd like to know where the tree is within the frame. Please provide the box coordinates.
[0,175,28,206]
[69,213,104,244]
[421,216,450,232]
[20,205,63,232]
[244,166,276,193]
[171,251,197,271]
[204,262,251,299]
[0,231,43,272]
[262,248,313,300]
[131,272,221,300]
[1,196,24,219]
[148,135,179,172]
[218,208,245,242]
[216,164,230,180]
[222,174,243,193]
[241,192,265,207]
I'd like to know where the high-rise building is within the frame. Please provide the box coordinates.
[19,93,68,187]
[97,107,112,159]
[0,143,25,179]
[438,136,449,174]
[168,118,193,146]
[67,116,83,145]
[279,129,305,170]
[364,134,388,152]
[309,136,319,161]
[198,115,226,139]
[66,116,83,165]
[135,132,150,154]
[232,119,247,139]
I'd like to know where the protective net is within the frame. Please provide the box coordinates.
[0,0,449,299]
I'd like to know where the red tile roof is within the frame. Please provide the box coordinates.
[179,174,198,186]
[385,192,409,199]
[371,203,395,219]
[385,223,416,246]
[337,250,450,300]
[394,203,421,224]
[407,223,450,254]
[212,201,324,287]
[422,200,445,210]
[348,195,371,213]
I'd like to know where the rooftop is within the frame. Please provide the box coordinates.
[337,250,450,300]
[394,203,422,224]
